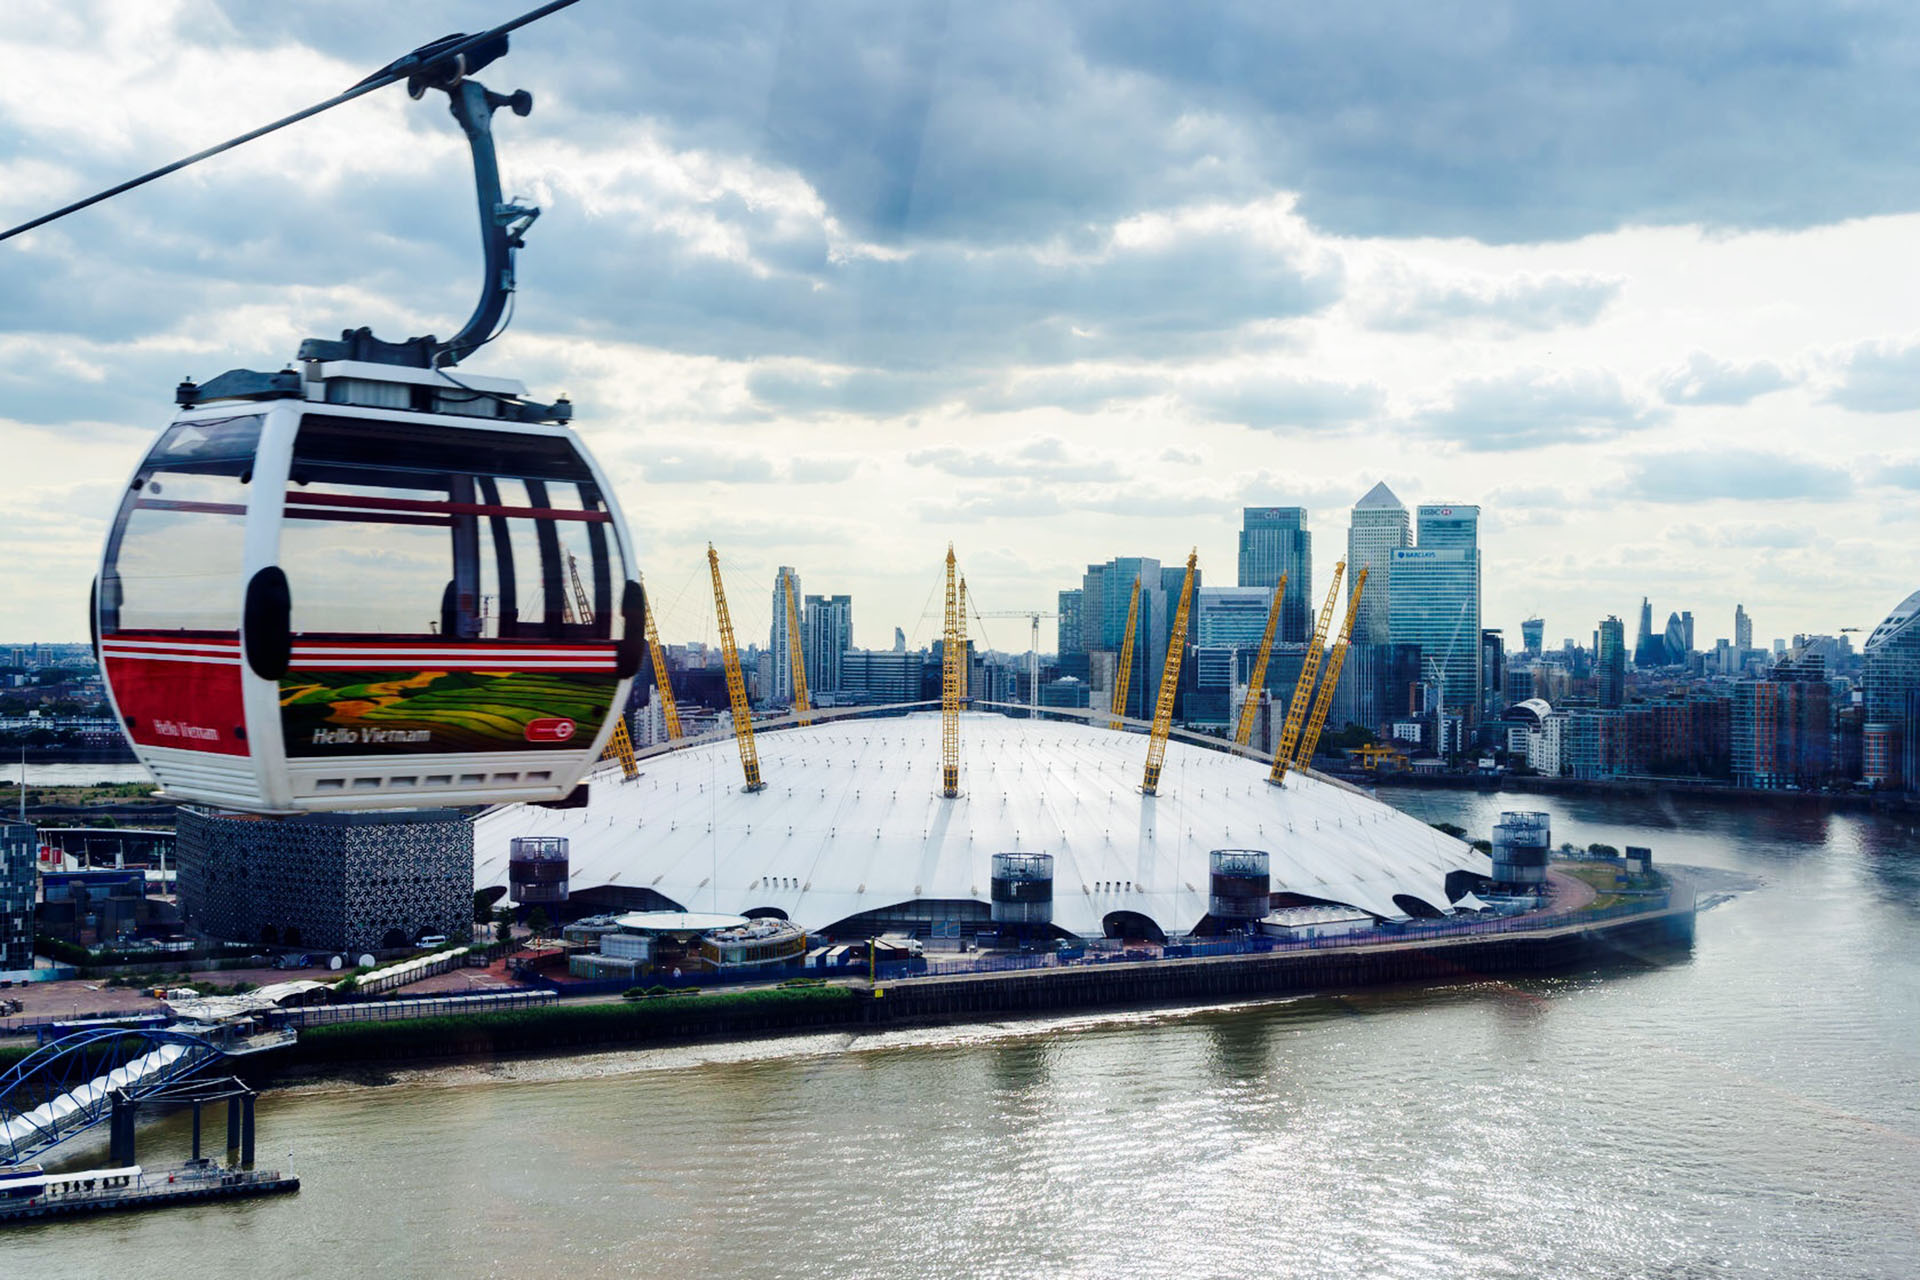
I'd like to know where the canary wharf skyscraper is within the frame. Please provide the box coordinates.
[1237,507,1311,642]
[1389,504,1483,722]
[1346,482,1410,645]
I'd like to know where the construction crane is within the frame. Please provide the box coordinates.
[783,572,812,726]
[1141,550,1197,794]
[707,543,765,792]
[1292,567,1367,772]
[1109,576,1141,730]
[941,547,963,797]
[1232,574,1287,748]
[973,610,1060,712]
[1269,560,1346,787]
[1353,742,1409,771]
[641,574,682,741]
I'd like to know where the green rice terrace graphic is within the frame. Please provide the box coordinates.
[279,670,615,755]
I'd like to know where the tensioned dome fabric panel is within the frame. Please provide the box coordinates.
[473,712,1486,937]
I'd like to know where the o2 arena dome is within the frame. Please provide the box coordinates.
[474,712,1488,941]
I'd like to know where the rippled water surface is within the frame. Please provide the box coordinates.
[11,789,1920,1278]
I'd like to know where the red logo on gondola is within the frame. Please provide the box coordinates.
[525,718,577,743]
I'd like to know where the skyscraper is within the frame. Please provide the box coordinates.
[1735,604,1753,652]
[1057,590,1084,657]
[1597,615,1626,708]
[1238,508,1311,642]
[1346,483,1410,645]
[1663,612,1687,666]
[1634,597,1664,668]
[1521,617,1545,657]
[1480,629,1505,721]
[1082,556,1164,720]
[1389,504,1482,722]
[802,593,853,695]
[769,566,801,704]
[1194,587,1274,648]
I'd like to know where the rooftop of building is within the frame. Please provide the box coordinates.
[1865,588,1920,652]
[1354,481,1404,511]
[473,711,1487,939]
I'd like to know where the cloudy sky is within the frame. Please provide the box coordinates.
[5,0,1920,654]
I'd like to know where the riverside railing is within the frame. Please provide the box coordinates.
[286,990,556,1026]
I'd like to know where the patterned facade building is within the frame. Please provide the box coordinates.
[0,821,35,976]
[177,809,470,953]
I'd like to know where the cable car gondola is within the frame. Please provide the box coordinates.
[92,29,645,815]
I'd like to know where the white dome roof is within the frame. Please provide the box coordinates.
[474,712,1485,938]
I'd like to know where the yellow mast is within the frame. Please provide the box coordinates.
[641,575,681,740]
[1293,567,1367,772]
[708,543,764,792]
[1232,574,1287,748]
[1269,560,1346,787]
[601,717,638,780]
[783,572,812,726]
[1108,575,1141,730]
[940,547,962,797]
[1141,549,1197,794]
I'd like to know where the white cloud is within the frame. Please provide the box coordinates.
[1,2,1915,647]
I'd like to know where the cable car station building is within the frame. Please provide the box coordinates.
[176,809,470,954]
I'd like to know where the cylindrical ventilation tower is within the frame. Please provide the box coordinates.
[1490,812,1550,887]
[508,836,570,905]
[989,852,1055,927]
[1208,849,1271,923]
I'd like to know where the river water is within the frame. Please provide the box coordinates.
[9,788,1920,1278]
[0,763,151,786]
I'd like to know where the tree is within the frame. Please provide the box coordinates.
[527,906,550,938]
[473,890,494,924]
[1587,842,1620,858]
[494,910,512,945]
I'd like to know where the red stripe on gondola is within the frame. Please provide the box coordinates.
[284,508,450,527]
[283,492,612,522]
[288,642,616,652]
[102,653,248,756]
[134,498,247,516]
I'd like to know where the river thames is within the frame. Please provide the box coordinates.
[10,788,1919,1278]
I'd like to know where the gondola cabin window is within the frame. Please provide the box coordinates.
[99,415,259,636]
[277,416,624,642]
